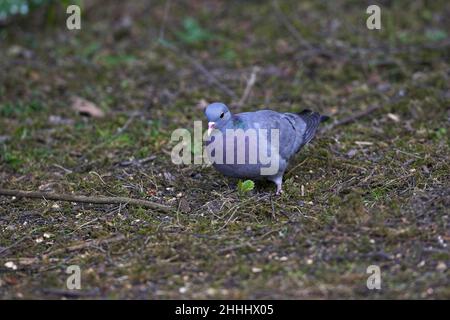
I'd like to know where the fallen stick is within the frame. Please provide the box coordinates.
[322,104,383,132]
[0,189,172,212]
[323,91,406,132]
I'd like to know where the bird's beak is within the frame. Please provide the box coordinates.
[207,122,216,136]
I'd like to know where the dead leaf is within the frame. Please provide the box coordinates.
[71,96,105,118]
[387,113,400,122]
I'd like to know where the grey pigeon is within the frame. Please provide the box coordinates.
[204,102,328,194]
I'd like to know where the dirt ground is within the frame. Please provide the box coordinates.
[0,0,449,299]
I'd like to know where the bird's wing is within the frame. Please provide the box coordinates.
[234,110,306,161]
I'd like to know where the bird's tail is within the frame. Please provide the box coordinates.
[297,109,329,145]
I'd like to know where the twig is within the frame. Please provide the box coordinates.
[272,0,313,50]
[159,0,172,40]
[0,189,172,212]
[335,104,381,127]
[43,234,127,258]
[322,92,405,132]
[322,104,382,132]
[118,155,156,167]
[41,288,100,298]
[183,51,237,99]
[52,164,73,174]
[0,235,31,256]
[160,41,237,99]
[236,66,260,107]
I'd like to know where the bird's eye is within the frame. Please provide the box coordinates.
[219,112,225,119]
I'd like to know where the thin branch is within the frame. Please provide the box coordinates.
[324,104,382,131]
[182,50,237,99]
[159,41,237,99]
[0,235,31,256]
[159,0,172,41]
[322,95,402,131]
[41,288,100,298]
[235,66,260,107]
[0,189,172,212]
[272,0,313,50]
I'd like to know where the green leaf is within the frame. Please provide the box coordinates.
[238,180,255,193]
[425,29,447,42]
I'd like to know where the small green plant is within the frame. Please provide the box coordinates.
[425,29,447,42]
[237,179,255,194]
[176,17,213,44]
[0,101,45,118]
[430,127,447,141]
[1,145,23,170]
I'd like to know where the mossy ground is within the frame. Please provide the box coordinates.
[0,0,449,299]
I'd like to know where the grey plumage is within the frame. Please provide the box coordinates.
[204,102,328,194]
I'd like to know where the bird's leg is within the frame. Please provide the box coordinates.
[271,175,283,195]
[276,184,283,195]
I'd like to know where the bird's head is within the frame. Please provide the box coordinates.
[204,102,231,135]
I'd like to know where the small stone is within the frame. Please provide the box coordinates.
[163,172,175,183]
[387,113,400,122]
[347,149,357,158]
[4,261,17,270]
[206,288,217,295]
[436,262,447,272]
[179,287,188,294]
[252,267,262,273]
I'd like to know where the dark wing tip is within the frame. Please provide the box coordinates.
[320,115,330,123]
[297,109,312,116]
[296,109,328,146]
